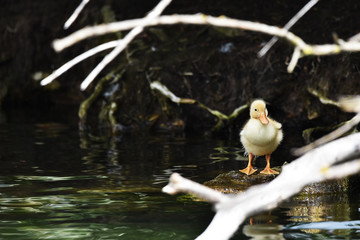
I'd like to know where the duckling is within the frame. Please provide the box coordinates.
[240,99,283,175]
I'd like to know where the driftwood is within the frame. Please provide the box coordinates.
[163,132,360,240]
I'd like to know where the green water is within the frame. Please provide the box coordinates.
[0,111,360,239]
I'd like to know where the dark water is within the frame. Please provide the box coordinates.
[0,110,360,240]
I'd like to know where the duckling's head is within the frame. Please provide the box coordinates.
[250,99,269,125]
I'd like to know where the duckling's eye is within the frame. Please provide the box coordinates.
[254,108,257,112]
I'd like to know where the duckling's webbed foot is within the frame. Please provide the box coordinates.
[240,153,257,175]
[260,167,279,175]
[240,166,257,175]
[260,154,279,175]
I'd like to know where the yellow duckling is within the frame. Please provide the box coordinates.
[240,99,283,175]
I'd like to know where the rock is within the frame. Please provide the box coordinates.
[204,170,279,193]
[204,170,348,195]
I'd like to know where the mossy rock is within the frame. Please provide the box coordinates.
[204,170,279,193]
[204,170,348,195]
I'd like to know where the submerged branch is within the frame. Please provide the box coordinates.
[150,81,248,130]
[163,133,360,240]
[150,81,195,104]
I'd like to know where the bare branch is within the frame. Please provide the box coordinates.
[64,0,90,30]
[40,40,119,86]
[348,32,360,42]
[79,27,141,90]
[258,0,319,57]
[80,0,173,90]
[322,159,360,179]
[163,133,360,240]
[44,5,360,90]
[163,173,224,203]
[53,13,360,58]
[339,96,360,112]
[53,14,309,52]
[287,46,302,72]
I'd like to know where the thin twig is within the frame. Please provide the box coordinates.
[150,81,248,129]
[307,88,341,107]
[64,0,90,30]
[258,0,319,57]
[287,46,302,72]
[80,0,173,90]
[40,40,119,86]
[150,81,195,104]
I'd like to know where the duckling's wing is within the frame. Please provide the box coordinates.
[269,118,282,129]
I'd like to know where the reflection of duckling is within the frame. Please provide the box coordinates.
[240,99,283,175]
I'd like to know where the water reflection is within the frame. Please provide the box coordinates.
[209,146,247,164]
[240,190,356,240]
[281,190,356,239]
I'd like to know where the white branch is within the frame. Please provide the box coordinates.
[53,13,360,57]
[64,0,90,30]
[79,27,141,90]
[287,46,302,72]
[348,32,360,42]
[43,3,360,90]
[40,40,119,86]
[322,159,360,179]
[53,14,308,52]
[79,0,172,90]
[163,173,224,203]
[163,133,360,240]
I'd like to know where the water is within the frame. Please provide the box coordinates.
[0,110,360,239]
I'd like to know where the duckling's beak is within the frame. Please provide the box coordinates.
[259,112,269,125]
